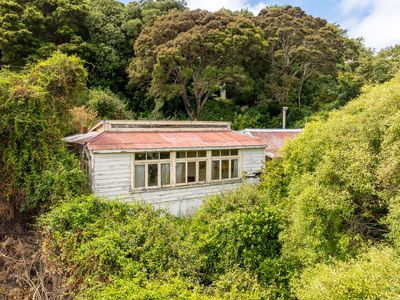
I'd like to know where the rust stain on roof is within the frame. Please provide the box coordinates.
[243,129,301,158]
[66,131,265,151]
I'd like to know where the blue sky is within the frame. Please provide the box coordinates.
[121,0,400,50]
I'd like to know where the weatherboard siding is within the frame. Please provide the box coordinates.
[91,148,265,216]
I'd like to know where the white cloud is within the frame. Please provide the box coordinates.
[341,0,400,50]
[186,0,268,15]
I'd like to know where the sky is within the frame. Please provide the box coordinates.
[121,0,400,50]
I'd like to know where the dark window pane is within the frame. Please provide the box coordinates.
[198,150,207,157]
[231,159,238,178]
[187,162,196,182]
[135,153,146,160]
[160,152,170,159]
[212,160,220,180]
[161,163,170,186]
[222,160,229,179]
[231,149,238,155]
[135,165,145,188]
[187,151,197,158]
[199,161,206,182]
[148,164,158,186]
[176,151,186,159]
[176,162,186,184]
[221,150,230,156]
[212,150,220,156]
[147,152,159,160]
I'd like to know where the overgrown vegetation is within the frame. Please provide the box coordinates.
[2,1,400,299]
[37,73,400,299]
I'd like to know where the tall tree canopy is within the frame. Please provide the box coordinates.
[129,10,267,120]
[0,0,91,66]
[255,6,344,107]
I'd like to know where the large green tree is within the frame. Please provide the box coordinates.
[0,0,92,66]
[86,0,186,93]
[129,10,267,120]
[0,52,87,211]
[255,6,344,107]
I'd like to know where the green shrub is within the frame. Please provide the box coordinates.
[184,186,290,297]
[40,195,185,296]
[87,87,134,119]
[292,247,400,300]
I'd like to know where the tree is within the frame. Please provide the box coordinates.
[0,0,92,66]
[86,0,186,93]
[255,6,344,107]
[0,52,87,211]
[129,10,267,120]
[261,72,400,266]
[87,87,134,119]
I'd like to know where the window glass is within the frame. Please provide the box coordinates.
[161,163,170,186]
[198,161,206,182]
[198,150,207,157]
[231,149,238,156]
[147,152,159,160]
[187,151,197,158]
[176,151,186,159]
[187,162,196,182]
[135,153,146,160]
[212,150,220,156]
[221,149,230,156]
[212,160,220,180]
[160,152,170,159]
[135,165,145,188]
[176,162,186,184]
[148,164,158,186]
[231,159,238,178]
[221,160,229,179]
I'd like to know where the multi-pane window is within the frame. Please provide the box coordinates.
[211,149,239,181]
[132,149,240,190]
[134,152,171,189]
[175,151,207,185]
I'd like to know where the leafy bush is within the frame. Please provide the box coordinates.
[262,72,400,266]
[184,185,290,297]
[40,195,186,297]
[292,247,400,300]
[0,52,87,211]
[87,87,134,119]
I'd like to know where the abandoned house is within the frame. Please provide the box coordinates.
[64,120,267,216]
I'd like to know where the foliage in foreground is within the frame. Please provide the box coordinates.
[40,187,286,299]
[266,72,400,267]
[292,247,400,300]
[0,52,87,212]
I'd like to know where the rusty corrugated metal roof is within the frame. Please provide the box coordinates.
[63,131,100,144]
[242,129,301,158]
[85,131,265,151]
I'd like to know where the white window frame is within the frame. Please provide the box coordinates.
[131,149,241,191]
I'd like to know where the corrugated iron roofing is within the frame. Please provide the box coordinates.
[243,129,301,158]
[63,131,99,144]
[84,131,265,151]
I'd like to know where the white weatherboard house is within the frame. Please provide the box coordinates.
[65,120,266,216]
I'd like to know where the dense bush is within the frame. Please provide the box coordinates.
[292,247,400,299]
[40,187,290,298]
[261,72,400,267]
[0,52,87,211]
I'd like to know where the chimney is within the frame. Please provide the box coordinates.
[282,107,288,129]
[220,83,226,100]
[80,126,88,134]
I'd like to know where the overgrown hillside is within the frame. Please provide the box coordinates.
[1,1,400,299]
[35,73,400,299]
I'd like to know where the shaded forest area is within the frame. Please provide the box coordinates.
[1,0,400,128]
[1,0,400,299]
